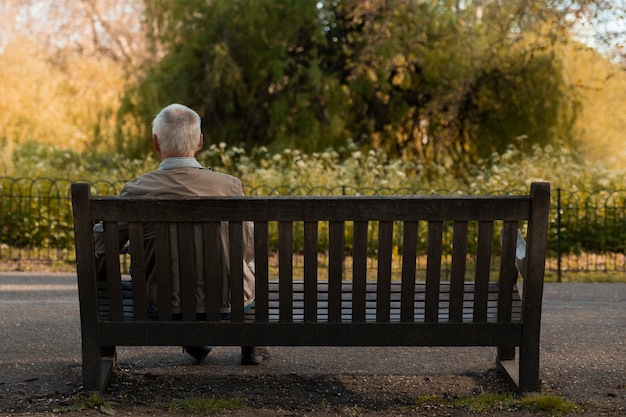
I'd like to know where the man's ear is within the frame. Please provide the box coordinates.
[152,134,161,153]
[198,134,204,151]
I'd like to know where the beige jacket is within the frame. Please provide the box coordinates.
[95,160,255,314]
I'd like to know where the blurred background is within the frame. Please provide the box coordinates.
[0,1,624,278]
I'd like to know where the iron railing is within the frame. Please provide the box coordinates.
[1,177,624,280]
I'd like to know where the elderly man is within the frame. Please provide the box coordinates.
[94,103,268,365]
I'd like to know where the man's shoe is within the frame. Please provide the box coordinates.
[183,346,212,362]
[241,346,269,365]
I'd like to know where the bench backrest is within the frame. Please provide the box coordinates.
[71,182,550,326]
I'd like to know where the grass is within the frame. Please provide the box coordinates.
[54,393,117,415]
[417,392,578,415]
[166,396,248,413]
[549,271,626,283]
[54,394,247,415]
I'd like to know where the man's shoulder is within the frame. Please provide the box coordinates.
[198,167,240,181]
[121,168,243,197]
[127,167,240,182]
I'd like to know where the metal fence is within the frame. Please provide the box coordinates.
[1,177,624,279]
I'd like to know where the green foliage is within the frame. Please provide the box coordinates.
[468,142,626,255]
[166,396,247,413]
[119,0,589,170]
[1,140,624,262]
[519,393,577,414]
[53,393,117,415]
[1,143,154,250]
[418,392,577,415]
[2,1,624,174]
[0,37,124,162]
[122,0,344,157]
[8,141,155,183]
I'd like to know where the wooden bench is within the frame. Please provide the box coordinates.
[71,182,550,394]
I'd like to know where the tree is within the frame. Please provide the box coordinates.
[0,0,145,168]
[0,37,125,161]
[119,0,353,156]
[120,0,622,172]
[314,0,578,171]
[0,0,146,66]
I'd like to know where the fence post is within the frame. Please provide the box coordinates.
[557,188,562,283]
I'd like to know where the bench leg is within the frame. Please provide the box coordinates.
[518,343,541,392]
[496,344,541,393]
[497,346,515,361]
[82,339,116,393]
[496,346,520,392]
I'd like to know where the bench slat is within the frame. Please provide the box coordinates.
[229,221,245,322]
[203,222,222,321]
[253,221,269,322]
[153,223,172,319]
[89,196,533,222]
[449,221,469,322]
[178,223,197,321]
[304,221,318,322]
[352,221,369,322]
[425,221,443,322]
[97,321,524,347]
[328,221,344,322]
[376,221,393,322]
[103,221,123,322]
[474,221,493,322]
[128,223,148,321]
[279,221,294,322]
[400,221,418,322]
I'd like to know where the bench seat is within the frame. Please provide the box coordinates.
[98,280,521,323]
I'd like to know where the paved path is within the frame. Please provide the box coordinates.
[1,273,624,410]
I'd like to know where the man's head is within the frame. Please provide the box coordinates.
[151,104,203,159]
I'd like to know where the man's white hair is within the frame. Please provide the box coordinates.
[152,104,201,156]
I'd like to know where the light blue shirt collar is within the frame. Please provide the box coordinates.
[157,157,203,170]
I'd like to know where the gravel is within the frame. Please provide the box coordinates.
[1,273,624,416]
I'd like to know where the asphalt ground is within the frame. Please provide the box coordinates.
[0,273,624,412]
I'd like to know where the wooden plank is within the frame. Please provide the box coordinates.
[449,221,468,322]
[304,221,318,322]
[498,221,519,323]
[400,221,418,322]
[253,221,269,322]
[352,221,369,322]
[193,223,204,317]
[473,221,493,322]
[98,321,523,347]
[89,195,533,223]
[103,221,123,321]
[177,223,197,321]
[425,221,443,322]
[70,183,104,392]
[153,222,172,320]
[127,222,148,321]
[279,221,293,321]
[229,221,245,322]
[376,221,393,322]
[203,222,222,321]
[328,221,344,322]
[519,182,550,392]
